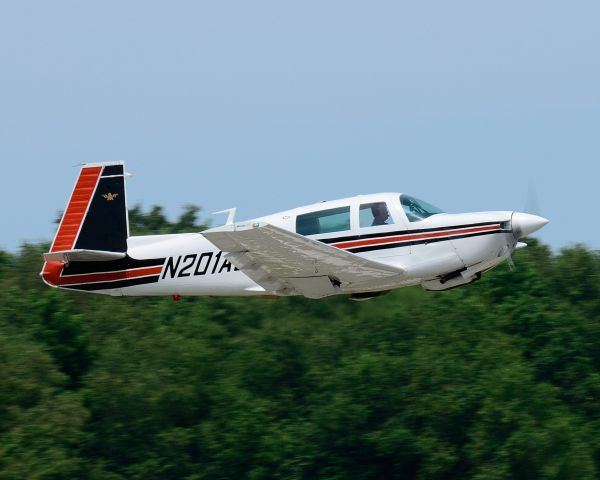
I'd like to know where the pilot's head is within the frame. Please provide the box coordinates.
[371,204,389,221]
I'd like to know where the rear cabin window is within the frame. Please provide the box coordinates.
[296,206,351,235]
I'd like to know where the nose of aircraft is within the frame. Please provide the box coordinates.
[511,212,549,238]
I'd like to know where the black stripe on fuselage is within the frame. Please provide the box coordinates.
[61,256,165,276]
[61,275,160,291]
[345,229,512,253]
[319,221,506,245]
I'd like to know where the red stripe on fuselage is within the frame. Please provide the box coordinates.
[57,266,163,286]
[331,224,501,249]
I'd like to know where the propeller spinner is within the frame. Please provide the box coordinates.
[511,212,549,239]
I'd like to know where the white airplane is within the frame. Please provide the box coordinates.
[41,161,549,300]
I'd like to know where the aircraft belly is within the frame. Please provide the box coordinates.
[341,275,417,293]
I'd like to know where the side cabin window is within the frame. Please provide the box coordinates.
[359,202,394,228]
[296,206,351,235]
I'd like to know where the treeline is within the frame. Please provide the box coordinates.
[1,206,599,479]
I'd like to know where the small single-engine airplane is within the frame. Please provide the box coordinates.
[41,161,548,300]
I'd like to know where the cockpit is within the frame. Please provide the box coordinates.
[292,193,445,237]
[400,194,444,222]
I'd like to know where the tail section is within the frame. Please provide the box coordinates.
[42,162,130,288]
[49,162,128,255]
[42,162,168,294]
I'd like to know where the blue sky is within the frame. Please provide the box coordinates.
[1,1,598,252]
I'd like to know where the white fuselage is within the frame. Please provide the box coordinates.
[91,192,517,297]
[41,160,549,299]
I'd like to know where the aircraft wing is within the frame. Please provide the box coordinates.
[202,223,405,298]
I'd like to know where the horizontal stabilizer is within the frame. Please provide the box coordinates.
[43,249,126,263]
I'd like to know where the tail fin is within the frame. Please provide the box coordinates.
[49,161,129,256]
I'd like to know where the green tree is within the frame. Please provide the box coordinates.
[128,204,209,236]
[2,211,600,478]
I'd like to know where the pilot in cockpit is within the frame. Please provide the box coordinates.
[371,204,390,226]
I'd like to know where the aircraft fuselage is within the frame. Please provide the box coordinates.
[41,164,549,299]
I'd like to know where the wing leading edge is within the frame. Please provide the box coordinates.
[202,223,405,298]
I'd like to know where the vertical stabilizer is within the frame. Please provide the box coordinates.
[50,161,128,254]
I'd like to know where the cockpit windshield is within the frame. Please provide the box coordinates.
[400,194,444,222]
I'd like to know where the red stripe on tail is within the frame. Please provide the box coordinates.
[50,166,102,252]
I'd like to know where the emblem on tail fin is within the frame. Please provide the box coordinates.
[102,192,119,201]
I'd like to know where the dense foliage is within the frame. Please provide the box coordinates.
[1,207,599,479]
